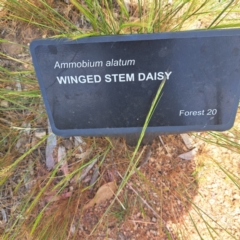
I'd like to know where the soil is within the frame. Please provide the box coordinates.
[0,1,240,240]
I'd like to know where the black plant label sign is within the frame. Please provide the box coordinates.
[30,30,240,137]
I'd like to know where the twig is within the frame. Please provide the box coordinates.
[74,136,86,153]
[0,117,12,126]
[129,219,156,224]
[15,78,22,92]
[159,136,169,154]
[78,158,98,182]
[137,148,152,169]
[11,126,45,131]
[117,171,159,217]
[89,166,99,189]
[117,171,175,239]
[58,146,69,176]
[1,208,7,223]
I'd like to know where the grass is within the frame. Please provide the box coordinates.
[0,0,240,239]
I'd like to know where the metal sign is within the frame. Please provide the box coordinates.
[30,29,240,137]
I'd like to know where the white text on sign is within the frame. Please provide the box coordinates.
[56,72,172,84]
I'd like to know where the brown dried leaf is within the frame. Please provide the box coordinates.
[58,146,69,176]
[45,191,72,203]
[178,148,197,160]
[180,134,194,149]
[83,181,117,210]
[71,158,98,184]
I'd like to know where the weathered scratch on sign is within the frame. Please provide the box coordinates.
[30,30,240,137]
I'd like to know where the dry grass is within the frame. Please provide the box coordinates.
[0,0,240,239]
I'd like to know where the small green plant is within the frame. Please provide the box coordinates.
[110,190,130,223]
